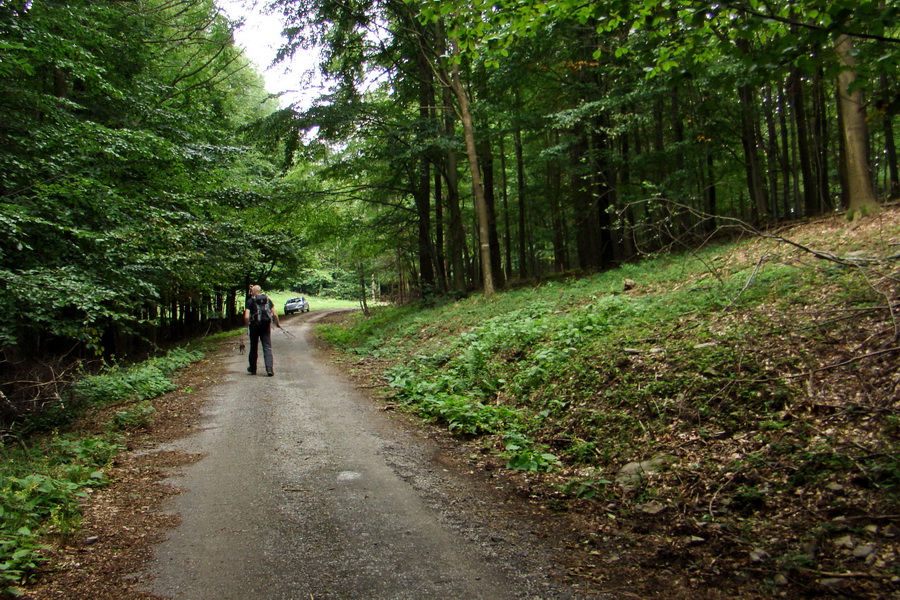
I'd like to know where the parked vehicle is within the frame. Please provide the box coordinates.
[284,296,309,314]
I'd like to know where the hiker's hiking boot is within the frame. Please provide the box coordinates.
[247,366,256,375]
[266,369,274,377]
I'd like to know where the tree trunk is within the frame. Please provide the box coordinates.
[738,83,769,222]
[777,82,793,217]
[672,86,684,173]
[498,132,513,280]
[813,69,832,210]
[548,134,568,272]
[706,152,717,228]
[513,120,528,280]
[414,159,435,291]
[834,34,879,218]
[480,137,505,289]
[619,122,638,256]
[358,263,370,316]
[448,44,495,296]
[442,83,467,293]
[790,69,818,217]
[882,74,900,199]
[415,47,436,292]
[572,130,601,270]
[764,86,780,219]
[592,126,616,267]
[434,165,448,292]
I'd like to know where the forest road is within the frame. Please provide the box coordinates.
[141,310,591,600]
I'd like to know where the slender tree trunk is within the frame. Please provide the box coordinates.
[790,69,818,217]
[358,263,370,316]
[777,82,793,217]
[480,137,505,289]
[882,74,900,199]
[434,165,447,292]
[592,124,615,266]
[672,86,684,173]
[706,152,717,228]
[653,97,665,182]
[834,34,879,217]
[573,130,600,270]
[499,132,512,280]
[513,114,528,280]
[619,123,638,256]
[835,85,850,207]
[739,83,769,222]
[764,86,780,219]
[442,83,466,293]
[414,159,435,290]
[415,47,436,291]
[789,87,801,213]
[449,41,495,296]
[549,131,568,272]
[395,251,404,304]
[813,69,831,211]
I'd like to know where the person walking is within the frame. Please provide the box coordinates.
[244,284,281,376]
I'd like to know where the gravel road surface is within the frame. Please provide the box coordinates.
[143,311,590,600]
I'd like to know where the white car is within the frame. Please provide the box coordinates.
[284,296,309,314]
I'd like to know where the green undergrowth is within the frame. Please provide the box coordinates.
[0,347,202,595]
[319,217,900,596]
[318,217,900,557]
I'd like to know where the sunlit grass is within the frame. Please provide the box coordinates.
[266,292,361,314]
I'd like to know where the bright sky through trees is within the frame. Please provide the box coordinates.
[217,0,320,107]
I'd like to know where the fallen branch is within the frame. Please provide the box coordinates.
[811,346,900,373]
[723,253,769,311]
[749,346,900,383]
[797,568,891,579]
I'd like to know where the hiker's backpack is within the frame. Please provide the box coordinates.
[250,294,272,326]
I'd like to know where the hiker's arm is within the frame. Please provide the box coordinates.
[273,305,281,328]
[244,308,250,325]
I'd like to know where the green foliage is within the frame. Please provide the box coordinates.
[317,305,419,353]
[320,232,899,483]
[0,0,285,352]
[70,348,201,409]
[0,434,122,593]
[111,402,156,430]
[502,431,561,472]
[0,344,200,591]
[560,476,612,500]
[0,527,43,595]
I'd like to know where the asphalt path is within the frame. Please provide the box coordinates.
[142,310,588,600]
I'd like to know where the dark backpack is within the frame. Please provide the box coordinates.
[250,294,272,326]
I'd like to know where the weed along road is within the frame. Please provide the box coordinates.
[143,311,586,600]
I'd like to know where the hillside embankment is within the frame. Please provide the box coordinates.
[318,208,900,599]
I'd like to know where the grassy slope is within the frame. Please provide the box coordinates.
[319,209,900,599]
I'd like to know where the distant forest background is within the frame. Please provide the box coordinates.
[0,0,897,413]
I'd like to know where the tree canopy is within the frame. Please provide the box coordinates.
[1,0,898,356]
[0,0,293,356]
[266,0,897,300]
